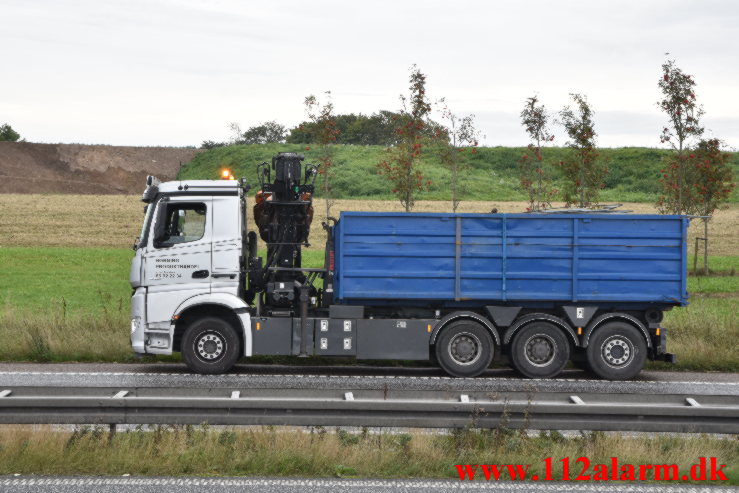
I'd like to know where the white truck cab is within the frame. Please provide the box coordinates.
[130,177,252,372]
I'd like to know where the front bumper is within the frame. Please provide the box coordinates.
[131,288,146,354]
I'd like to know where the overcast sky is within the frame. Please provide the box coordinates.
[2,0,738,148]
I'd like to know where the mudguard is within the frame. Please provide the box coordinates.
[430,311,501,346]
[503,313,579,347]
[582,312,651,348]
[173,293,252,356]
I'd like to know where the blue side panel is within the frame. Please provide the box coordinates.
[334,212,688,306]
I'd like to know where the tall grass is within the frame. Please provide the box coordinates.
[0,425,735,483]
[0,301,132,362]
[657,297,739,371]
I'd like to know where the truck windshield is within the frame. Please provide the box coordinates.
[136,204,154,249]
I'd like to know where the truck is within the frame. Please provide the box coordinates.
[130,152,682,380]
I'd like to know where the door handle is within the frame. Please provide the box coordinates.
[212,273,237,279]
[192,270,209,279]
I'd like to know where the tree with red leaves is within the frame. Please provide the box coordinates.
[437,98,480,212]
[558,93,606,208]
[304,91,340,218]
[519,95,556,211]
[657,59,705,215]
[682,139,735,274]
[377,66,435,212]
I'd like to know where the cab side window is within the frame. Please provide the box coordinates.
[156,202,206,247]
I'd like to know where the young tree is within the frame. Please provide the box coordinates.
[682,139,736,274]
[240,121,287,144]
[378,65,434,212]
[657,59,705,215]
[0,123,21,142]
[304,91,340,218]
[228,122,242,144]
[437,99,480,212]
[558,93,606,207]
[519,96,556,211]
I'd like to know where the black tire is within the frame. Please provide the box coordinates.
[435,320,494,377]
[586,322,647,380]
[181,316,241,374]
[509,321,570,379]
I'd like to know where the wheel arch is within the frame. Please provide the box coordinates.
[582,312,651,349]
[172,293,251,356]
[430,311,500,347]
[503,313,579,348]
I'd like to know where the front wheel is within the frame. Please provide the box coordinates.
[435,320,494,377]
[181,316,241,374]
[509,321,570,379]
[586,322,647,380]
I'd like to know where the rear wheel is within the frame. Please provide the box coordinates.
[509,321,570,379]
[435,320,494,378]
[586,322,647,380]
[181,316,240,374]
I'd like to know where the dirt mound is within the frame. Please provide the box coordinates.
[0,142,201,194]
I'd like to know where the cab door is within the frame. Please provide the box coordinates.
[143,196,213,324]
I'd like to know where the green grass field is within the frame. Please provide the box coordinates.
[179,144,739,203]
[1,247,736,370]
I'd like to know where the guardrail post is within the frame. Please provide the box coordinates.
[108,423,117,445]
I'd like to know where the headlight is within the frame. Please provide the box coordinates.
[131,317,140,334]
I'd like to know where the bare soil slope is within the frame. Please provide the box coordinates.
[0,142,201,194]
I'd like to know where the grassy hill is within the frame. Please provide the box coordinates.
[178,144,739,203]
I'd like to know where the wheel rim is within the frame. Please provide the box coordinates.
[600,335,633,367]
[194,330,226,362]
[448,332,482,366]
[523,333,557,367]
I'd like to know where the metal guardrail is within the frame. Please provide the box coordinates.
[0,385,736,433]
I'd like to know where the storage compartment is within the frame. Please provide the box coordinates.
[252,317,293,355]
[356,319,434,360]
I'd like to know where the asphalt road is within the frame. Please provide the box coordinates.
[0,363,736,398]
[0,477,735,493]
[0,362,736,382]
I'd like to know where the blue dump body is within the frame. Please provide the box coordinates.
[334,212,689,307]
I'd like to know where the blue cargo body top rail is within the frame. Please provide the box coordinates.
[334,212,689,307]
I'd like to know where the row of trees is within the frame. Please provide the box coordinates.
[519,94,607,211]
[210,61,734,272]
[513,60,734,273]
[201,111,445,150]
[303,66,481,216]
